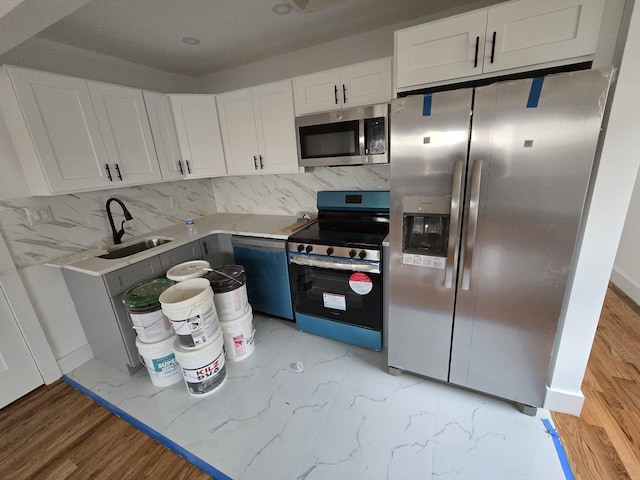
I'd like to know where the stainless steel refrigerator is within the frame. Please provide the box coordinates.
[387,68,613,410]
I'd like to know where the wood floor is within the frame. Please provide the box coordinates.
[552,285,640,480]
[0,380,213,479]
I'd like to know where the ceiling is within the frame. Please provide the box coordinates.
[33,0,492,77]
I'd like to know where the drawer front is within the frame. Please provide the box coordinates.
[159,241,203,271]
[103,256,164,296]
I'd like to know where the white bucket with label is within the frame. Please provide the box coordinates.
[206,265,249,321]
[159,278,220,349]
[220,306,255,362]
[123,278,175,343]
[136,335,182,387]
[173,332,226,397]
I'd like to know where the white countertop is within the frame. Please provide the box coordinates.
[48,212,312,276]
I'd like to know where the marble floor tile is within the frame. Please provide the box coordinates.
[67,314,568,480]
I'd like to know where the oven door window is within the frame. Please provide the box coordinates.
[290,262,382,330]
[299,120,360,159]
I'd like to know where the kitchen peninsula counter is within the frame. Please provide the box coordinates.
[48,212,310,276]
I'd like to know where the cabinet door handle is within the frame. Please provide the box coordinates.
[202,242,209,256]
[114,163,123,181]
[342,84,346,104]
[259,155,264,169]
[178,160,184,175]
[253,155,258,170]
[490,31,497,64]
[185,160,191,174]
[474,36,480,68]
[334,85,338,104]
[105,164,113,181]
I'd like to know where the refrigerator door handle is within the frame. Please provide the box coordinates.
[445,160,464,288]
[462,159,482,290]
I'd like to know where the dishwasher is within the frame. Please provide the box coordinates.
[231,236,294,320]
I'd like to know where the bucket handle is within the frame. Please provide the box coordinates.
[209,268,244,285]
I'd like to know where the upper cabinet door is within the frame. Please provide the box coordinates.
[395,10,488,88]
[142,91,184,181]
[169,95,227,178]
[340,57,392,109]
[293,69,341,115]
[484,0,605,73]
[88,82,161,186]
[217,89,261,175]
[1,66,112,194]
[253,80,299,174]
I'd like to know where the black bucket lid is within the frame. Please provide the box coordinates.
[206,265,245,292]
[123,278,175,307]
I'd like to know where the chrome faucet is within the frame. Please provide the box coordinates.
[106,197,133,245]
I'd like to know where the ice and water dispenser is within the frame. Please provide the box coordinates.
[401,196,451,257]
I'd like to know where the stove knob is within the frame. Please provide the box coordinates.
[305,245,314,253]
[359,250,367,259]
[297,244,305,252]
[326,247,334,255]
[349,249,357,258]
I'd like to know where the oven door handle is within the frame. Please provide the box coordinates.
[289,254,380,274]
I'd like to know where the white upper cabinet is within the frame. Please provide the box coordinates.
[169,95,227,178]
[0,66,113,195]
[142,91,184,181]
[87,82,162,186]
[218,80,299,175]
[293,57,392,115]
[396,0,605,89]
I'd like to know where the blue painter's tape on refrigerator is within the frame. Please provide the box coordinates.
[527,77,545,108]
[422,94,432,116]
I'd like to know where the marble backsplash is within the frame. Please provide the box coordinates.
[212,165,390,215]
[0,165,390,269]
[0,179,217,269]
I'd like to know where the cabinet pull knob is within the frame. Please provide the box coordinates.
[185,160,191,174]
[259,155,264,169]
[490,31,496,64]
[474,36,479,68]
[342,84,346,104]
[254,155,258,170]
[114,163,123,181]
[334,85,338,104]
[178,160,184,175]
[105,164,113,181]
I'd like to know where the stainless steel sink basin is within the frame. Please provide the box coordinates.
[98,237,173,259]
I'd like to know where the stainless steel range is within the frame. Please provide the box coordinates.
[287,190,390,351]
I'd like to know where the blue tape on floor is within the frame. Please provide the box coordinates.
[62,375,232,480]
[542,418,575,480]
[422,93,432,116]
[527,77,544,108]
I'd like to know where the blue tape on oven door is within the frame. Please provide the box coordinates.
[527,77,544,108]
[422,94,432,116]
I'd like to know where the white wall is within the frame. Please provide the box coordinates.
[545,0,640,414]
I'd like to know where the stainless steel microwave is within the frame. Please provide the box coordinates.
[295,103,389,167]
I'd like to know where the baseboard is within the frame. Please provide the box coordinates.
[544,386,585,416]
[610,268,640,306]
[55,344,93,377]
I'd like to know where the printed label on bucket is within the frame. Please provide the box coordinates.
[181,352,226,395]
[132,310,171,342]
[152,353,179,376]
[175,305,218,347]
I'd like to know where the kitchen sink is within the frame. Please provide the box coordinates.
[98,237,173,259]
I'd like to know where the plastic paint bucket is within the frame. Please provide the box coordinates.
[159,278,220,349]
[136,335,182,387]
[123,278,175,343]
[166,260,211,282]
[206,265,249,321]
[173,332,226,397]
[220,306,255,362]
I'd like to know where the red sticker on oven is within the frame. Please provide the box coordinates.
[349,272,373,295]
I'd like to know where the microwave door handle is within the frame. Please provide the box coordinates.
[445,160,463,288]
[461,160,482,290]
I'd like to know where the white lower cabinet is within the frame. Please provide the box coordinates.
[169,95,227,178]
[218,80,299,175]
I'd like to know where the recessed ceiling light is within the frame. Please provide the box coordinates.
[272,3,293,14]
[182,37,201,45]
